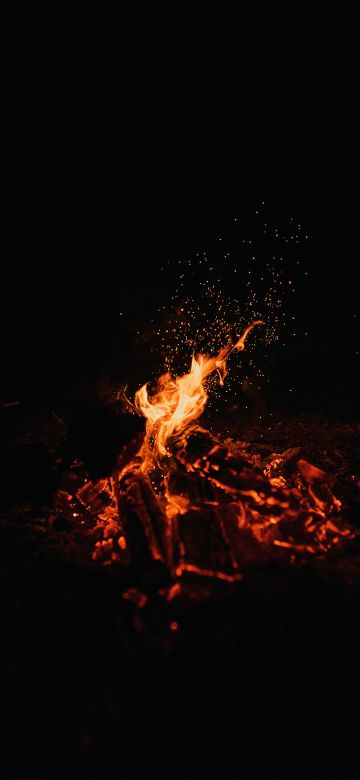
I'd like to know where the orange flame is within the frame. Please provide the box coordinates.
[135,321,263,469]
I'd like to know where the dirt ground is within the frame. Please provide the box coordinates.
[1,401,360,778]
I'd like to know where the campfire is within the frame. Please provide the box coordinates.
[64,321,354,598]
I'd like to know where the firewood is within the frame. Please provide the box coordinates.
[174,506,242,581]
[117,469,171,567]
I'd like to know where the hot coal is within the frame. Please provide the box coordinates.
[67,422,356,599]
[117,468,169,566]
[1,402,359,779]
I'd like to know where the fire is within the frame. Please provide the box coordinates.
[69,317,355,587]
[135,320,263,469]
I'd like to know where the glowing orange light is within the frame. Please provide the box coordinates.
[135,321,263,470]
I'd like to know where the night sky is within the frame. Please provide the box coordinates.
[2,2,359,413]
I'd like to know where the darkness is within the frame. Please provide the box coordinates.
[1,2,360,777]
[2,2,359,411]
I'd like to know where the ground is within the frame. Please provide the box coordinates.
[1,400,360,778]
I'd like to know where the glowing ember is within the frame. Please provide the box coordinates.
[71,320,355,589]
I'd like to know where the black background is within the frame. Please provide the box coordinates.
[2,1,359,413]
[1,4,360,778]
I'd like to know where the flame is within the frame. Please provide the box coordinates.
[70,315,356,580]
[70,316,355,580]
[135,321,263,469]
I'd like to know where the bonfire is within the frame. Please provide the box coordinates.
[66,321,355,597]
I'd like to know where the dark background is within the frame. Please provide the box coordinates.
[2,1,359,414]
[1,4,360,778]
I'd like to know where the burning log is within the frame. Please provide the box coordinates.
[174,506,242,582]
[174,428,271,497]
[217,502,268,568]
[70,413,355,581]
[57,321,356,596]
[117,467,172,569]
[166,466,223,507]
